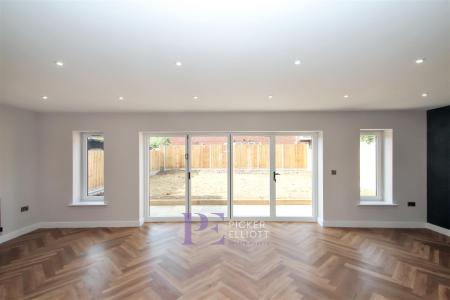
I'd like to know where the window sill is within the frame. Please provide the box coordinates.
[69,201,107,206]
[358,201,398,206]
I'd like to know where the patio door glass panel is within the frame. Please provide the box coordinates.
[232,136,270,217]
[275,135,313,217]
[190,136,229,217]
[148,136,187,218]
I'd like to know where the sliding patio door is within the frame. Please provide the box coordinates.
[232,135,271,217]
[145,132,316,220]
[190,136,229,217]
[274,135,314,217]
[148,135,187,218]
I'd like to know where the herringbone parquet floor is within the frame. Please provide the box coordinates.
[0,223,449,300]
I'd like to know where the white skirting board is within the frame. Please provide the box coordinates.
[38,220,141,228]
[0,223,41,244]
[320,221,449,236]
[320,220,425,228]
[0,220,141,244]
[425,222,450,237]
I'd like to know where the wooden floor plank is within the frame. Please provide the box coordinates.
[0,223,449,299]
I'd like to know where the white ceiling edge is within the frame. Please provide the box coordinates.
[0,100,440,115]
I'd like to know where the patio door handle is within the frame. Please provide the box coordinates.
[273,171,280,182]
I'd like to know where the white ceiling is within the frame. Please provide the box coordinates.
[0,0,449,112]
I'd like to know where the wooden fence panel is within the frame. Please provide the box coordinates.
[205,144,227,169]
[150,149,162,172]
[197,144,211,168]
[276,143,308,168]
[192,144,228,168]
[164,145,185,169]
[276,144,283,168]
[233,143,247,168]
[259,143,270,168]
[88,149,104,191]
[147,142,309,172]
[87,143,309,191]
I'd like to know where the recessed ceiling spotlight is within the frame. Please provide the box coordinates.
[415,58,425,64]
[193,96,199,100]
[268,95,273,99]
[175,61,182,67]
[343,94,349,98]
[118,96,125,101]
[55,60,64,67]
[41,95,48,100]
[294,60,301,65]
[421,92,428,98]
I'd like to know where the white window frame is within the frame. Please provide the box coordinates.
[80,132,104,202]
[360,130,384,202]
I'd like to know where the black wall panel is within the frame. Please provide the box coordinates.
[427,105,450,229]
